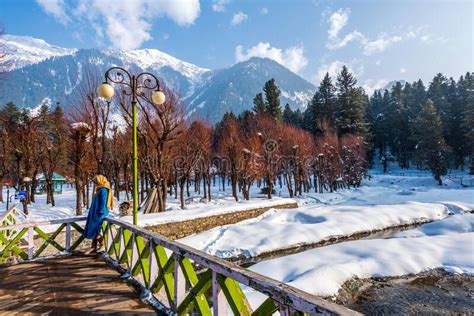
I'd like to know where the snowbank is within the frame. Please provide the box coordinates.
[394,213,474,238]
[180,202,450,258]
[248,232,474,298]
[120,197,296,227]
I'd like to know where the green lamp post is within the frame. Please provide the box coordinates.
[98,67,166,225]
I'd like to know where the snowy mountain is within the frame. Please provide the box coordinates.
[103,49,210,84]
[1,35,315,122]
[0,35,77,71]
[185,57,314,122]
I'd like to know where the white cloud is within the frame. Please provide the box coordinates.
[235,42,308,74]
[212,0,230,12]
[400,67,407,73]
[36,0,70,25]
[375,59,381,66]
[325,10,445,56]
[362,79,389,96]
[328,8,350,38]
[313,60,364,84]
[362,34,402,55]
[37,0,200,50]
[260,7,269,15]
[231,11,248,26]
[326,30,365,50]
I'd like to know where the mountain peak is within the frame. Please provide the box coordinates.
[103,48,210,82]
[1,34,77,71]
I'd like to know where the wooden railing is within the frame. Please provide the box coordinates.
[0,216,359,315]
[0,204,27,227]
[0,216,87,263]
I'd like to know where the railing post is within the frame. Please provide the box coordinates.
[212,271,228,315]
[280,305,291,316]
[148,240,153,290]
[65,223,71,253]
[28,227,34,259]
[173,255,185,312]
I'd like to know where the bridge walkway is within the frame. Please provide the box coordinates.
[0,254,156,315]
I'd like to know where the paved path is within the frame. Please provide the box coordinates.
[0,255,156,315]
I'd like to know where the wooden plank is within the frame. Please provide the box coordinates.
[151,246,175,305]
[179,258,212,314]
[217,274,252,316]
[213,271,229,316]
[173,255,186,312]
[65,223,71,252]
[0,228,28,260]
[177,269,212,315]
[252,298,279,316]
[33,225,66,258]
[0,255,156,314]
[28,227,34,259]
[0,216,87,232]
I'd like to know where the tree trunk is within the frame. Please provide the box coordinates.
[207,174,211,201]
[179,178,185,209]
[0,178,3,203]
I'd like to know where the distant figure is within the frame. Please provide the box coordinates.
[83,175,113,251]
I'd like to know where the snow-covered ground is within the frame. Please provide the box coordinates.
[0,182,296,226]
[180,174,474,258]
[244,214,474,307]
[180,202,451,259]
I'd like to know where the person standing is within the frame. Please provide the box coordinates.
[83,175,113,251]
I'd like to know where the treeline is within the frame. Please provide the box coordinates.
[281,68,474,181]
[0,70,367,213]
[1,66,471,214]
[368,73,474,179]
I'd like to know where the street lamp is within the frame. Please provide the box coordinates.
[98,67,166,225]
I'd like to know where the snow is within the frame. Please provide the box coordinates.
[180,174,473,259]
[1,34,77,71]
[394,213,474,237]
[104,49,210,82]
[120,196,296,227]
[180,202,451,258]
[248,230,474,299]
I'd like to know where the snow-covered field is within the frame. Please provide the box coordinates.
[176,173,473,305]
[180,175,474,258]
[245,214,474,305]
[180,202,451,258]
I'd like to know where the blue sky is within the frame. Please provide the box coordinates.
[1,0,473,93]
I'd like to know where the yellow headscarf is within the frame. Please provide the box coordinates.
[95,175,114,210]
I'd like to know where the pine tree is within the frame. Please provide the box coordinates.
[461,72,474,174]
[428,73,452,145]
[367,90,390,171]
[283,103,294,124]
[411,99,450,184]
[411,79,427,112]
[2,102,21,125]
[252,92,266,114]
[388,82,411,168]
[306,72,336,135]
[263,78,282,120]
[335,66,366,135]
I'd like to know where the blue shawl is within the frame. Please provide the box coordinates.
[83,187,110,239]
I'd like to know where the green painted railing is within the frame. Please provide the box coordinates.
[0,216,359,315]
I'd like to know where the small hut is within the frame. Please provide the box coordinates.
[35,173,67,194]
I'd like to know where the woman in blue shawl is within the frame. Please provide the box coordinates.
[83,175,113,250]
